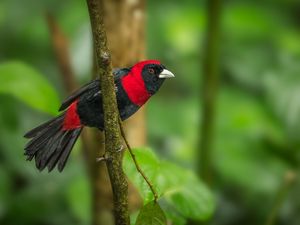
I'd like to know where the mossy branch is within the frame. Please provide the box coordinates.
[86,0,129,224]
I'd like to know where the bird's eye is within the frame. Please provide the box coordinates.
[148,68,155,74]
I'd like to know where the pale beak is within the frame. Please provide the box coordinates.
[159,69,175,78]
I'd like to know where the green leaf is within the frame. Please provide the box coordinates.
[158,161,215,220]
[123,148,215,221]
[135,201,167,225]
[162,165,215,220]
[0,61,60,115]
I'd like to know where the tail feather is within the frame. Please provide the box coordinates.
[24,114,82,172]
[35,131,63,170]
[57,129,82,172]
[25,119,63,155]
[47,131,72,172]
[43,131,64,162]
[24,114,65,138]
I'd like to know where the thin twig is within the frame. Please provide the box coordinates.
[119,118,158,202]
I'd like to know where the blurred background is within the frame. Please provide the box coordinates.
[0,0,300,225]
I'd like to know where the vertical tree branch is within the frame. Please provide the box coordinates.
[85,0,147,223]
[86,0,129,225]
[101,0,146,213]
[198,0,222,184]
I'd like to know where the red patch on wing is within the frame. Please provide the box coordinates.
[63,100,82,130]
[121,60,161,106]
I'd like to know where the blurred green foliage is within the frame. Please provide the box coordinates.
[1,0,300,225]
[123,148,214,224]
[0,62,60,115]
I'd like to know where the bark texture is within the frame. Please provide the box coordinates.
[102,0,146,212]
[88,2,146,224]
[86,1,129,225]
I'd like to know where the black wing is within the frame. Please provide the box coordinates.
[113,67,131,80]
[59,68,130,111]
[59,79,100,111]
[58,67,130,111]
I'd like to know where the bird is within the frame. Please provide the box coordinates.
[24,60,175,172]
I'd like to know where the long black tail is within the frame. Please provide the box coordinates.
[24,113,82,172]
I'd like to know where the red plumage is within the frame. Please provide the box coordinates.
[122,60,160,106]
[121,73,150,106]
[62,100,81,130]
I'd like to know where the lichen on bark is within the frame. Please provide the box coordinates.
[86,0,130,224]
